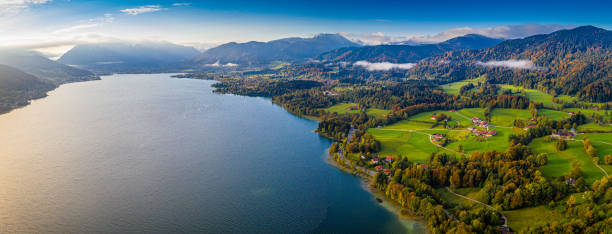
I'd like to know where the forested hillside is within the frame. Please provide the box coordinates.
[0,64,54,113]
[316,34,502,63]
[192,34,359,66]
[0,50,98,84]
[410,26,612,102]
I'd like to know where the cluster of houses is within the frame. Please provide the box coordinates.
[523,118,538,130]
[431,134,445,142]
[467,117,497,138]
[466,127,497,137]
[370,156,396,175]
[322,91,338,96]
[471,117,489,128]
[374,166,393,175]
[369,155,394,165]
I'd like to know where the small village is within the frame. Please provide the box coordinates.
[468,117,497,138]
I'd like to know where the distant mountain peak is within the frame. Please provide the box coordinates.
[193,34,359,66]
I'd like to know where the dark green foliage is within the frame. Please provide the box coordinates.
[317,34,502,63]
[555,139,568,151]
[214,79,323,97]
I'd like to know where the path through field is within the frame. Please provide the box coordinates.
[445,187,508,228]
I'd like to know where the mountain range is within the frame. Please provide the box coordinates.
[0,49,99,113]
[191,33,360,67]
[59,42,201,73]
[317,34,503,63]
[0,50,98,84]
[409,26,612,101]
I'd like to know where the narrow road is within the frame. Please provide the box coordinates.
[445,187,508,228]
[427,134,467,156]
[346,126,356,143]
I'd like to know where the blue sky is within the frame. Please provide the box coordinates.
[0,0,610,56]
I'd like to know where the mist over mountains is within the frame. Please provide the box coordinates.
[58,42,201,73]
[0,49,98,84]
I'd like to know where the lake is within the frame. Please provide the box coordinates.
[0,73,426,233]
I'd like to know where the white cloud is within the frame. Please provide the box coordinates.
[52,23,100,34]
[52,13,114,34]
[342,24,575,45]
[475,59,536,70]
[339,32,405,45]
[0,0,52,16]
[182,41,220,51]
[206,61,238,67]
[353,61,415,71]
[172,2,191,6]
[120,5,164,15]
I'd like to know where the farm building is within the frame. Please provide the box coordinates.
[551,130,575,140]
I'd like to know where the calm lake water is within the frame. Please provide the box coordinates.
[0,74,426,233]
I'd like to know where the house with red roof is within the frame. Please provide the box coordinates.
[385,156,395,163]
[524,125,536,130]
[383,168,392,175]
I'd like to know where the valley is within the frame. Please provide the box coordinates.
[0,23,611,233]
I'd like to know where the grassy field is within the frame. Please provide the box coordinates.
[323,103,390,117]
[445,127,516,154]
[530,138,606,184]
[366,108,391,117]
[499,85,565,109]
[565,108,611,120]
[539,109,570,120]
[577,122,612,132]
[504,205,564,232]
[437,187,484,207]
[441,76,485,95]
[457,108,486,120]
[575,133,612,173]
[369,108,520,160]
[490,108,531,127]
[367,128,445,163]
[402,110,473,127]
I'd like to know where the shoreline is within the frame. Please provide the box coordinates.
[324,154,429,233]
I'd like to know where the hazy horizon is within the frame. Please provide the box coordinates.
[1,0,611,59]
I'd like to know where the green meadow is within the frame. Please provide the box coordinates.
[504,205,565,232]
[499,85,564,109]
[577,122,612,132]
[368,108,522,161]
[575,133,612,173]
[441,76,485,95]
[539,109,570,120]
[367,128,444,163]
[530,138,606,184]
[323,103,390,117]
[490,108,531,127]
